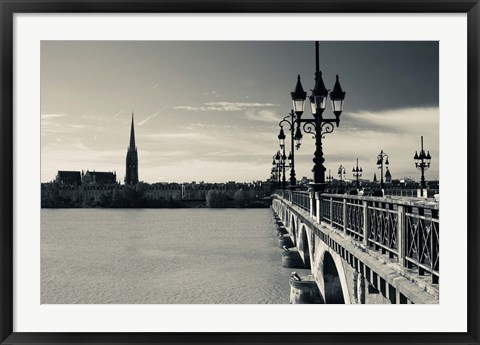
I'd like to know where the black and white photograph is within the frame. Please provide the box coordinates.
[40,40,439,305]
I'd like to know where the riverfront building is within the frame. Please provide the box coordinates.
[55,170,117,187]
[55,171,82,186]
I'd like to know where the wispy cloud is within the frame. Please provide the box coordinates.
[82,115,99,120]
[41,113,68,133]
[342,106,439,135]
[41,113,66,119]
[201,90,219,97]
[201,90,220,98]
[174,106,199,111]
[42,122,89,134]
[244,109,280,123]
[182,123,217,130]
[173,102,279,112]
[113,110,124,118]
[139,106,169,126]
[72,142,89,150]
[144,132,206,139]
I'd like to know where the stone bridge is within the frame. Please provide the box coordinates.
[272,190,439,304]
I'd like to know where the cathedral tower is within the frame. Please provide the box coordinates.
[125,113,139,185]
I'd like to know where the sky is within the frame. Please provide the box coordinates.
[41,41,439,183]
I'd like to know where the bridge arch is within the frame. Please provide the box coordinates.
[322,252,345,304]
[297,225,311,269]
[313,241,351,304]
[290,215,297,246]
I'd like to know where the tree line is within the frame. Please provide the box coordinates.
[42,184,268,209]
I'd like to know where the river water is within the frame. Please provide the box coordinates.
[41,208,300,304]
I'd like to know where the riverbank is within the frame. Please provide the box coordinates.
[41,199,271,209]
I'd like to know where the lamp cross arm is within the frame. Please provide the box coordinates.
[298,117,337,125]
[279,118,294,128]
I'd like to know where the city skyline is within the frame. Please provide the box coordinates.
[41,41,439,183]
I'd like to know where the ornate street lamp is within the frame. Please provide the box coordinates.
[338,165,346,185]
[377,150,389,189]
[281,150,287,188]
[294,126,303,150]
[414,136,431,189]
[270,167,277,188]
[291,75,307,116]
[272,150,288,189]
[272,152,281,188]
[274,151,280,165]
[326,169,334,183]
[291,41,346,192]
[278,110,298,188]
[352,158,363,189]
[278,126,286,149]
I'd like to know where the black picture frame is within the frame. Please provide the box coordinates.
[1,1,479,344]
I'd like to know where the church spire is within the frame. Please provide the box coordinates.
[129,112,136,149]
[125,112,139,185]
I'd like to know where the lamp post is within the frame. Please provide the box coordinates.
[278,110,297,188]
[270,167,277,190]
[272,152,280,188]
[290,41,346,192]
[352,158,363,189]
[281,151,287,189]
[376,150,389,189]
[326,169,334,183]
[272,150,288,189]
[414,136,431,189]
[338,165,346,186]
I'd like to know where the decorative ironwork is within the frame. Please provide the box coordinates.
[368,202,398,258]
[331,197,344,230]
[320,122,334,138]
[346,200,364,239]
[405,208,439,283]
[321,196,331,222]
[302,121,316,138]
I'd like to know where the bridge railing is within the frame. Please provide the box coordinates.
[275,191,439,284]
[383,188,440,198]
[404,206,439,283]
[276,189,291,201]
[383,189,418,197]
[291,190,310,211]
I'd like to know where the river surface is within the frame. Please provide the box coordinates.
[41,208,304,304]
